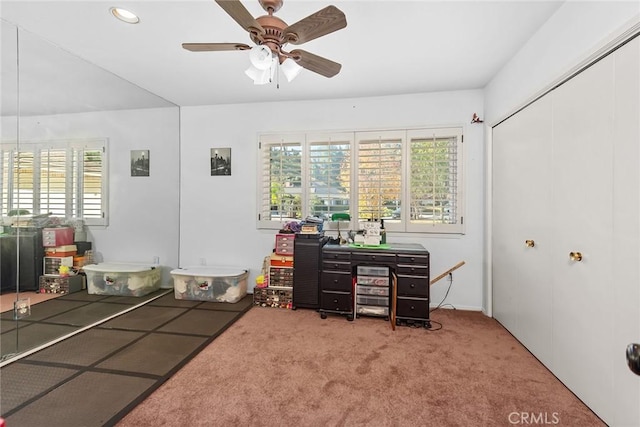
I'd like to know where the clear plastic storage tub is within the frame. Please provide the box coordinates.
[83,263,162,297]
[170,266,249,303]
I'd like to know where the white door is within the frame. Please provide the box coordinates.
[492,95,554,366]
[550,54,615,423]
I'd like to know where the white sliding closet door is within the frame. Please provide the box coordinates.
[492,97,553,366]
[611,36,640,427]
[492,34,640,427]
[550,51,615,423]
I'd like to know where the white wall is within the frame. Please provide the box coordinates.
[180,90,486,311]
[8,107,181,286]
[485,1,640,124]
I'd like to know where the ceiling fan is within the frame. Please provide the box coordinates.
[182,0,347,81]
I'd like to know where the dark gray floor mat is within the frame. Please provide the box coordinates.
[4,371,157,427]
[0,294,253,425]
[98,306,188,331]
[25,328,145,366]
[95,332,208,376]
[0,362,78,414]
[1,323,79,357]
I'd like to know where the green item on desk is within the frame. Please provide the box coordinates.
[349,243,391,249]
[331,213,351,221]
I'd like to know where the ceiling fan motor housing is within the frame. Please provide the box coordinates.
[251,14,291,60]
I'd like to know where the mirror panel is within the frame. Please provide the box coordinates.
[1,19,179,363]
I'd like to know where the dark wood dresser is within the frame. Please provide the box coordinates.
[320,243,430,328]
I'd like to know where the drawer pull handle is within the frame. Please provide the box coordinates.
[333,299,338,304]
[410,306,415,310]
[333,279,338,283]
[410,283,415,288]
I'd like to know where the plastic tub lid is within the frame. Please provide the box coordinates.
[83,262,157,273]
[170,266,248,277]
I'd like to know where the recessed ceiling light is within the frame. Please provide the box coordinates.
[110,7,139,24]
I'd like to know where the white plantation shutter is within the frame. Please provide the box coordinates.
[407,128,463,231]
[0,139,107,225]
[80,148,104,220]
[356,131,403,222]
[39,147,68,216]
[257,128,464,234]
[307,133,352,219]
[0,149,35,216]
[258,134,304,225]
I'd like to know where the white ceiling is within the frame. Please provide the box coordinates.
[1,0,564,112]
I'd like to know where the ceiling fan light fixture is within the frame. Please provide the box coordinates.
[110,7,140,24]
[280,58,303,82]
[245,65,274,85]
[249,45,274,70]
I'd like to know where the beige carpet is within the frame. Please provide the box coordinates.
[118,307,604,427]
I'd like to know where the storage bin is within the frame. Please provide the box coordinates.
[356,275,389,286]
[356,305,389,316]
[275,234,295,255]
[270,253,293,268]
[171,266,249,303]
[356,266,389,277]
[84,263,162,296]
[253,286,293,308]
[42,227,74,247]
[44,256,74,275]
[39,275,84,294]
[356,285,389,296]
[356,295,389,306]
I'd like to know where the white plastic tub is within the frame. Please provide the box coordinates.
[170,266,249,303]
[83,262,162,297]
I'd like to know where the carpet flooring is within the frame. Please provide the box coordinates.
[0,291,253,426]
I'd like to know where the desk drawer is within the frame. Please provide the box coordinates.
[397,276,429,297]
[321,291,352,312]
[396,265,429,277]
[323,251,351,261]
[396,297,429,318]
[321,271,352,292]
[322,260,352,272]
[351,252,396,264]
[397,254,429,265]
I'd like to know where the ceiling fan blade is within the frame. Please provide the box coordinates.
[182,43,251,52]
[215,0,265,35]
[290,49,341,78]
[283,5,347,45]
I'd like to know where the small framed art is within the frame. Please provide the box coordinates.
[211,147,231,176]
[131,150,150,177]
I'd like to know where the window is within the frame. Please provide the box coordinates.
[257,127,464,234]
[1,138,108,226]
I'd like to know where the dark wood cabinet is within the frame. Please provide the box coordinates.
[319,243,430,327]
[1,229,44,293]
[292,235,329,309]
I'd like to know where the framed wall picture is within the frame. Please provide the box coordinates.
[131,150,150,176]
[211,147,231,176]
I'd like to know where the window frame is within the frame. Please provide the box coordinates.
[0,137,109,227]
[257,127,464,234]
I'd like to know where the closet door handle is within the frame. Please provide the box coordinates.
[569,252,583,262]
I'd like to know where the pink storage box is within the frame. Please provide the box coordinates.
[42,227,74,247]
